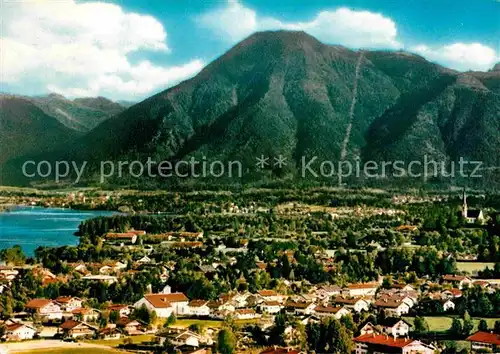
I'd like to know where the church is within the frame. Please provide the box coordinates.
[461,189,484,224]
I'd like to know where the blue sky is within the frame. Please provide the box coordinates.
[1,0,499,100]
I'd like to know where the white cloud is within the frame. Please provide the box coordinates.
[411,43,498,71]
[198,0,258,42]
[197,1,401,49]
[1,0,204,100]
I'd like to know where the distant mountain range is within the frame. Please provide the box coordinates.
[1,31,499,187]
[0,93,128,164]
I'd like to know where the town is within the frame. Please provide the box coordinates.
[0,187,499,354]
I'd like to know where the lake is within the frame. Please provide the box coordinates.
[0,206,117,256]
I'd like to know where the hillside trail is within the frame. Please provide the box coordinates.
[340,51,364,160]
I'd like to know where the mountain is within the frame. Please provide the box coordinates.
[29,94,126,132]
[2,31,500,186]
[0,95,80,164]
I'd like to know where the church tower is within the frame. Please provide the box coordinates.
[462,188,468,218]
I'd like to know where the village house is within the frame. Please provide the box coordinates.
[258,290,283,303]
[389,283,415,292]
[59,320,98,338]
[333,297,370,313]
[98,326,121,341]
[162,329,201,347]
[106,304,131,318]
[343,283,378,297]
[136,255,152,264]
[104,232,138,245]
[71,308,100,322]
[379,318,412,338]
[440,299,456,312]
[0,267,19,282]
[207,299,236,318]
[259,301,283,314]
[354,333,435,354]
[232,291,253,308]
[359,322,380,335]
[83,274,118,285]
[285,301,316,316]
[234,308,261,320]
[133,292,189,317]
[32,268,57,286]
[442,288,463,299]
[55,296,83,312]
[25,299,63,321]
[99,261,127,274]
[466,331,500,353]
[441,275,472,289]
[314,285,342,302]
[3,323,37,341]
[378,291,418,309]
[116,317,143,335]
[260,347,301,354]
[150,231,203,242]
[67,263,89,276]
[313,306,350,319]
[375,298,410,317]
[186,300,211,317]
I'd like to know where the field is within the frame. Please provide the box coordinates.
[85,334,154,347]
[456,262,495,275]
[3,340,123,354]
[174,318,224,328]
[404,316,500,332]
[13,349,121,354]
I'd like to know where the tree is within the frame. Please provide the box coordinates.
[132,305,155,326]
[478,319,489,332]
[109,310,120,323]
[164,313,176,328]
[0,246,26,266]
[450,318,463,336]
[189,323,202,333]
[217,328,236,354]
[494,320,500,334]
[463,311,474,335]
[414,316,428,334]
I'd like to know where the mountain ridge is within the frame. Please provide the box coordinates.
[2,31,499,187]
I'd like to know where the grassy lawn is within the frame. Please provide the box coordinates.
[456,262,495,274]
[84,334,155,347]
[173,319,224,328]
[170,318,262,329]
[18,349,121,354]
[404,316,500,332]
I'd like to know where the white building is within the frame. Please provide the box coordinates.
[257,290,283,303]
[375,299,410,317]
[4,323,37,341]
[441,299,455,312]
[55,296,83,312]
[259,301,283,314]
[343,283,378,297]
[186,300,211,316]
[25,299,63,321]
[133,293,189,318]
[313,306,350,319]
[379,318,411,338]
[333,297,370,313]
[354,333,435,354]
[234,308,260,320]
[285,301,316,316]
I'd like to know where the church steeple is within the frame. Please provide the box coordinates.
[462,188,468,218]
